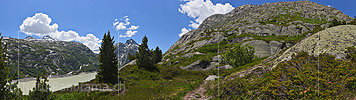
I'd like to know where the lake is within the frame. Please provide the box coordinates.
[17,72,97,95]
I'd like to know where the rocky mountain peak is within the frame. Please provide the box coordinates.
[125,39,137,45]
[115,39,139,67]
[24,35,57,41]
[25,36,36,40]
[42,35,56,41]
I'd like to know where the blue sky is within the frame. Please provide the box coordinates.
[0,0,355,53]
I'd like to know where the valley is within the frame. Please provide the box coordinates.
[1,0,356,100]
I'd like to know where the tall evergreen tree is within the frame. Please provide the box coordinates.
[28,70,51,100]
[96,31,118,85]
[0,33,22,100]
[127,52,136,61]
[137,35,155,70]
[153,46,162,63]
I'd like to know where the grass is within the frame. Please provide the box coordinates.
[52,64,208,100]
[259,14,327,26]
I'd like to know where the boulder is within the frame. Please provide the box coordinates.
[182,60,209,70]
[242,40,286,58]
[271,25,356,68]
[205,75,220,81]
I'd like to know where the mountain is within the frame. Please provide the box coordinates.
[5,36,99,77]
[163,1,353,70]
[164,1,356,99]
[114,39,139,67]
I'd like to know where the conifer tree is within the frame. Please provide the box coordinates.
[137,35,155,70]
[153,46,162,63]
[28,70,51,100]
[97,31,118,85]
[0,33,22,99]
[127,52,136,61]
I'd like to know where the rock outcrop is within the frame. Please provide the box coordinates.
[270,25,356,68]
[165,1,353,59]
[242,40,291,58]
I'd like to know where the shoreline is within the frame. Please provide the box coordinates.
[13,71,97,83]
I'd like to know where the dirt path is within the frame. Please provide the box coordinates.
[183,81,209,100]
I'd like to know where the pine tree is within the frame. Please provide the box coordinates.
[127,52,136,61]
[28,70,51,100]
[153,46,162,63]
[137,35,155,70]
[0,33,22,100]
[96,31,118,85]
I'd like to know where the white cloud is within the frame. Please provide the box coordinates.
[115,22,127,30]
[128,25,139,30]
[120,30,137,38]
[113,16,139,38]
[19,13,58,37]
[178,0,234,37]
[179,28,190,37]
[20,13,101,53]
[76,34,102,53]
[50,30,79,41]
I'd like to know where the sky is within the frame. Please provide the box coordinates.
[0,0,355,53]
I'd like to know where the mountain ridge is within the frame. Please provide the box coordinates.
[4,36,99,77]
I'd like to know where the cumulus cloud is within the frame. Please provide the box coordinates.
[50,30,79,41]
[76,34,102,53]
[178,0,234,37]
[115,22,127,30]
[19,13,58,37]
[20,13,101,53]
[113,16,139,38]
[120,30,137,38]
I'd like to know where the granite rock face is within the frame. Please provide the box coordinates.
[165,1,353,58]
[270,25,356,68]
[241,40,287,58]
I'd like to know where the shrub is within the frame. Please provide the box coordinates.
[223,44,256,68]
[329,19,347,27]
[345,46,356,62]
[213,51,356,99]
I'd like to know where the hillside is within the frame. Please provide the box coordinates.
[211,25,356,99]
[31,1,356,99]
[163,1,353,71]
[4,36,99,77]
